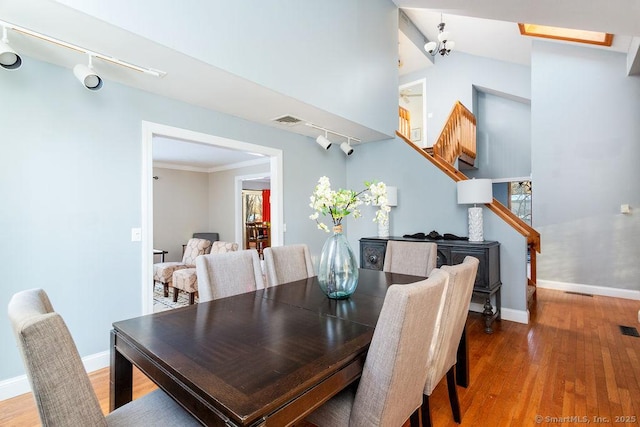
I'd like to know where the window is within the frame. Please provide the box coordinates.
[518,23,613,47]
[509,181,532,226]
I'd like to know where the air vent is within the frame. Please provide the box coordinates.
[272,115,303,126]
[564,291,593,297]
[619,325,640,338]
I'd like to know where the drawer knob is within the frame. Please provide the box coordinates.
[368,255,378,263]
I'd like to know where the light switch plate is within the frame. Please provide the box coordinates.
[131,227,142,242]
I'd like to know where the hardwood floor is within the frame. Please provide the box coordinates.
[1,288,639,426]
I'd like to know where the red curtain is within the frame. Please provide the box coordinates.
[262,189,271,223]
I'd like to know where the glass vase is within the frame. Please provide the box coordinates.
[318,225,359,299]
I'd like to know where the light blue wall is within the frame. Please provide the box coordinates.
[0,57,345,381]
[402,52,531,146]
[467,92,531,180]
[55,0,399,138]
[346,138,528,312]
[532,41,640,290]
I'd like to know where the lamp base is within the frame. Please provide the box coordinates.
[468,206,484,242]
[377,219,390,238]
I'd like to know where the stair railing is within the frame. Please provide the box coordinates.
[398,106,411,141]
[432,101,477,166]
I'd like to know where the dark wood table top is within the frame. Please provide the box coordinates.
[112,269,427,426]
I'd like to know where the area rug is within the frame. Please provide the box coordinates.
[153,283,198,312]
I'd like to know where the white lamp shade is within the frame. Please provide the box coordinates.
[424,41,437,53]
[438,31,451,43]
[446,40,456,51]
[386,186,398,207]
[457,179,493,204]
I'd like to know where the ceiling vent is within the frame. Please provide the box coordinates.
[272,115,304,126]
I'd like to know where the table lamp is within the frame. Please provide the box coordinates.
[457,179,493,242]
[377,186,398,238]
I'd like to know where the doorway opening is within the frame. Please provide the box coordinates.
[142,121,283,314]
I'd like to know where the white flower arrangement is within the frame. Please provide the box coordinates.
[309,176,390,232]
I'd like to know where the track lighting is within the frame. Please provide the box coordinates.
[74,55,103,90]
[0,26,21,70]
[0,19,166,83]
[340,140,354,156]
[306,123,359,156]
[316,133,332,150]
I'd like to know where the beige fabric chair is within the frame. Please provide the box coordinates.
[7,288,201,427]
[422,256,479,427]
[305,269,450,427]
[172,241,239,304]
[196,249,265,302]
[153,238,212,297]
[263,244,315,287]
[383,240,438,277]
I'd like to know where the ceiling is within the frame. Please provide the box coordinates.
[3,0,638,168]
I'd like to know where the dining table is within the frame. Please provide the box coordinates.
[110,268,469,426]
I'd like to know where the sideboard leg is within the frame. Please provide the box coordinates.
[483,298,495,334]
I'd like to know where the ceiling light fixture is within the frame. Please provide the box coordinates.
[340,140,354,156]
[0,19,166,77]
[424,14,455,57]
[0,26,21,69]
[316,132,332,150]
[305,123,360,156]
[73,55,103,90]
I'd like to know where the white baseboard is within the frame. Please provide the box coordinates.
[469,302,529,325]
[0,351,110,401]
[537,280,640,300]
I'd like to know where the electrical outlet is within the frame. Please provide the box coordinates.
[131,227,141,242]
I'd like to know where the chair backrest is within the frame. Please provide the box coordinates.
[192,232,219,244]
[263,244,315,287]
[423,256,479,396]
[350,269,450,426]
[7,289,107,426]
[196,250,265,302]
[383,240,437,277]
[210,241,239,254]
[181,238,213,265]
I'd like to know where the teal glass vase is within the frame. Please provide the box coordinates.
[318,225,359,299]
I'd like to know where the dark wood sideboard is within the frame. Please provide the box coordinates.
[359,236,502,333]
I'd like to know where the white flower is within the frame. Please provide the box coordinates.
[309,176,389,232]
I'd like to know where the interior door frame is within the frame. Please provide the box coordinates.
[141,121,283,314]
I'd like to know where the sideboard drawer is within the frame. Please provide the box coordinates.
[360,240,386,271]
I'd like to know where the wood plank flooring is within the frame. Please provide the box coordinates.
[1,288,639,426]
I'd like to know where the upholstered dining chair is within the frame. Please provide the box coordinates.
[172,241,239,305]
[196,249,265,302]
[383,240,438,277]
[305,269,450,427]
[7,288,201,427]
[263,244,315,287]
[153,237,212,298]
[422,256,479,427]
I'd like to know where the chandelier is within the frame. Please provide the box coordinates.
[424,16,455,57]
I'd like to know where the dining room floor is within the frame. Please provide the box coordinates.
[2,287,639,426]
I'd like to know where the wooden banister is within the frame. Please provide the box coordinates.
[398,106,411,141]
[432,101,477,166]
[396,129,541,254]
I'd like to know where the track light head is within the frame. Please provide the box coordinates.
[340,141,354,156]
[73,61,103,91]
[316,134,332,150]
[0,27,21,70]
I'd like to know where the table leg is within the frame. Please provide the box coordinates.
[110,330,133,411]
[455,325,469,388]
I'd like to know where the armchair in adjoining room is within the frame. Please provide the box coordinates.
[172,241,239,304]
[153,238,212,298]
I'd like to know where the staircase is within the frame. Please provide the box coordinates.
[397,101,541,303]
